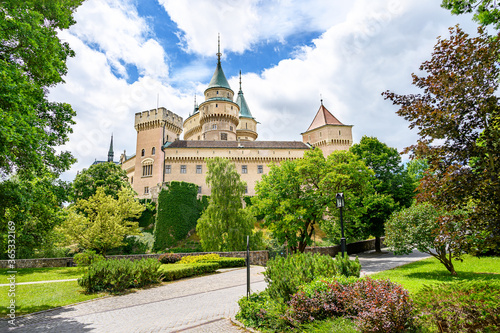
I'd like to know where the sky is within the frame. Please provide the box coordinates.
[49,0,479,182]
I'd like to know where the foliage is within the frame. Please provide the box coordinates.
[178,253,220,264]
[119,232,154,254]
[78,258,162,293]
[159,263,218,281]
[414,280,500,332]
[73,250,104,267]
[212,257,246,268]
[442,0,500,29]
[0,173,70,259]
[361,193,397,252]
[383,26,500,253]
[153,181,202,252]
[0,0,83,180]
[264,252,360,302]
[385,202,468,275]
[405,158,429,185]
[196,157,255,251]
[350,136,416,208]
[236,290,289,332]
[137,199,156,229]
[158,253,181,264]
[297,317,358,333]
[72,162,133,202]
[59,187,144,255]
[253,149,375,253]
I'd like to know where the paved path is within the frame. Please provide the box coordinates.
[1,250,430,332]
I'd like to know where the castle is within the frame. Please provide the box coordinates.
[120,42,353,199]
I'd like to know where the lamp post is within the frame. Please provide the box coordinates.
[336,193,346,258]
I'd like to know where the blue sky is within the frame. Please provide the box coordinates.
[49,0,478,181]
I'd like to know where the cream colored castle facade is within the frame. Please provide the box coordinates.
[120,48,353,200]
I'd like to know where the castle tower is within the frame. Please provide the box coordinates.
[198,36,239,141]
[183,96,202,140]
[133,107,183,198]
[236,71,258,141]
[301,100,353,157]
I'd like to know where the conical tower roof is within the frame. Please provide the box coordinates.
[206,36,232,91]
[306,101,343,132]
[236,71,254,119]
[107,134,114,162]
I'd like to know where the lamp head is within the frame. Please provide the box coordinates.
[336,193,344,208]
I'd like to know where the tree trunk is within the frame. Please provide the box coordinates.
[375,236,382,253]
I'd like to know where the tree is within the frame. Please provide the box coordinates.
[405,158,429,186]
[0,0,83,179]
[385,203,470,275]
[383,26,500,253]
[253,149,375,253]
[442,0,500,29]
[59,187,144,256]
[196,157,255,251]
[153,181,202,252]
[361,193,397,253]
[350,136,416,208]
[72,162,133,202]
[0,172,70,259]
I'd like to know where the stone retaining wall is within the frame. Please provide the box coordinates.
[0,239,382,269]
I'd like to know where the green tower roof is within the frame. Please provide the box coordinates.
[236,71,254,119]
[206,35,232,91]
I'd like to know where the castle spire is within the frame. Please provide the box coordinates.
[236,72,254,119]
[206,34,232,91]
[107,134,114,162]
[217,33,221,63]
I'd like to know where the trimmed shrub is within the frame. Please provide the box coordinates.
[414,280,500,332]
[73,250,104,267]
[264,252,360,301]
[236,290,289,331]
[159,263,219,281]
[78,258,162,293]
[215,257,245,268]
[158,253,181,264]
[178,253,220,264]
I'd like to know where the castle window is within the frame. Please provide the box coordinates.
[245,186,248,194]
[246,123,247,129]
[144,186,149,194]
[141,149,145,157]
[216,104,218,108]
[180,165,187,174]
[131,176,134,184]
[151,147,155,155]
[212,124,217,130]
[339,130,341,135]
[198,186,202,194]
[216,91,219,95]
[319,132,322,138]
[231,106,233,110]
[230,126,233,131]
[196,165,202,174]
[221,133,227,140]
[242,165,247,174]
[257,165,263,174]
[165,165,171,174]
[142,164,153,177]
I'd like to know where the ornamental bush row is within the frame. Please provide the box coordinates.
[159,263,219,281]
[78,258,162,293]
[176,253,245,268]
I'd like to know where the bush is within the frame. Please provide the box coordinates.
[178,253,220,264]
[414,280,500,332]
[332,253,361,277]
[78,258,162,293]
[158,253,181,264]
[121,233,154,254]
[159,263,219,281]
[215,257,245,268]
[264,252,360,301]
[73,250,104,267]
[236,290,289,331]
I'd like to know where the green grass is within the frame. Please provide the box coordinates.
[370,254,500,294]
[0,267,84,284]
[298,317,358,332]
[0,281,105,317]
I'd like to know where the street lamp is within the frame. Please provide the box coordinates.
[336,193,346,258]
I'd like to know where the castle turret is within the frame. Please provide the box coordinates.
[198,36,239,141]
[236,71,258,141]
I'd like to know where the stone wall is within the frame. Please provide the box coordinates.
[0,239,382,269]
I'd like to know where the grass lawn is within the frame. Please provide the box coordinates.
[0,267,84,284]
[0,281,105,317]
[370,254,500,294]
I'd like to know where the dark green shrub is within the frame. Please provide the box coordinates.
[264,252,360,301]
[236,290,289,331]
[158,253,181,264]
[74,250,104,267]
[214,257,245,268]
[159,263,218,281]
[414,280,500,332]
[78,258,162,293]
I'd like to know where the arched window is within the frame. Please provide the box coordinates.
[152,147,155,155]
[141,149,145,157]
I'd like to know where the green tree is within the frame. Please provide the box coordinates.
[0,0,83,179]
[361,193,397,252]
[0,172,69,259]
[383,26,500,253]
[196,157,255,251]
[405,158,429,186]
[253,149,375,253]
[72,162,133,202]
[350,136,416,208]
[442,0,500,29]
[59,187,144,256]
[385,203,469,275]
[153,181,202,252]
